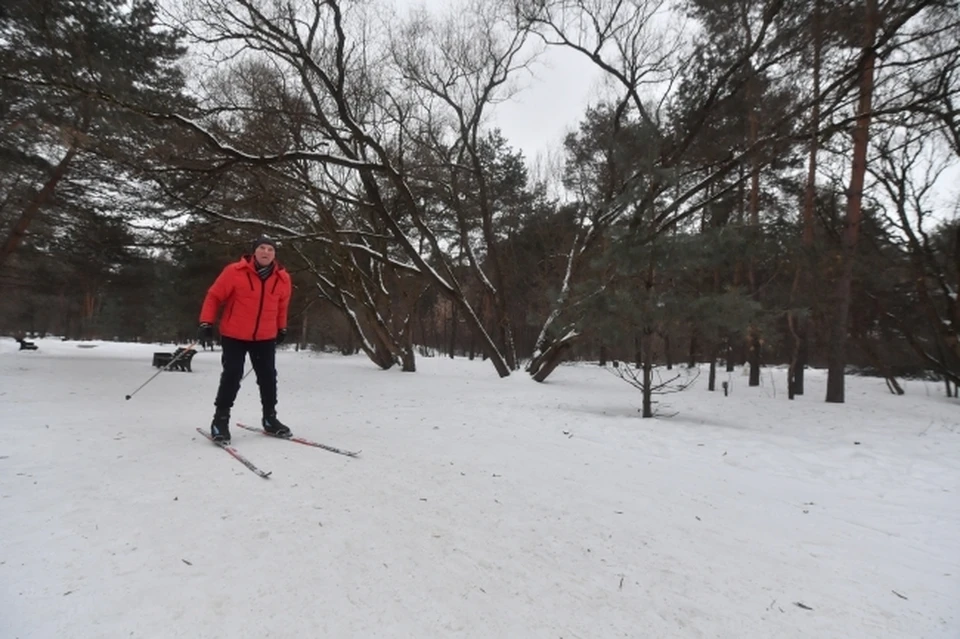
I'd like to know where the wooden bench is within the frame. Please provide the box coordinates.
[17,338,38,351]
[152,347,196,372]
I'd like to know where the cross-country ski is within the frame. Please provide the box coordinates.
[195,427,272,479]
[236,422,360,458]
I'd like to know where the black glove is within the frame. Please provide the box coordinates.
[276,328,287,345]
[198,323,213,342]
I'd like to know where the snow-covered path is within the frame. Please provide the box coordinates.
[1,339,957,638]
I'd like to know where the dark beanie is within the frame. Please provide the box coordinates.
[251,236,278,253]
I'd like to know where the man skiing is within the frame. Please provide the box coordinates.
[199,237,293,444]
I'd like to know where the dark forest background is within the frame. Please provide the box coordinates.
[2,0,959,409]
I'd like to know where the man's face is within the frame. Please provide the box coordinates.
[254,244,275,266]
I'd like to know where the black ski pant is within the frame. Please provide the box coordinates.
[214,336,278,415]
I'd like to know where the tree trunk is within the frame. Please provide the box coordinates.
[531,338,574,383]
[81,288,99,340]
[641,335,653,418]
[788,309,799,400]
[795,325,808,394]
[495,300,517,371]
[467,132,518,372]
[401,324,416,372]
[792,0,821,398]
[448,302,458,358]
[0,146,79,274]
[708,352,717,392]
[664,334,672,370]
[372,340,397,370]
[687,332,697,369]
[599,343,607,366]
[746,75,763,389]
[299,311,309,352]
[748,331,761,387]
[827,0,878,403]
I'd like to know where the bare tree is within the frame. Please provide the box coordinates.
[608,359,699,418]
[389,0,539,370]
[172,0,519,375]
[870,115,960,387]
[516,0,800,381]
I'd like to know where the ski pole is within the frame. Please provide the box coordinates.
[125,343,198,400]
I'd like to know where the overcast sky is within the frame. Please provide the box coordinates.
[487,46,603,168]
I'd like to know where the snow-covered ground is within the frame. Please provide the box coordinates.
[1,337,957,638]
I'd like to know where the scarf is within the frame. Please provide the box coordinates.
[256,261,275,281]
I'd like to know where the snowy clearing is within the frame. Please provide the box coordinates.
[1,338,958,638]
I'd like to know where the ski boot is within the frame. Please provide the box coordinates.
[262,412,292,438]
[210,410,231,444]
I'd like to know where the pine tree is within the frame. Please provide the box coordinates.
[0,0,190,271]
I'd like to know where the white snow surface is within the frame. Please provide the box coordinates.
[1,338,957,639]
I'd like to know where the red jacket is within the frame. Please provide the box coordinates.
[200,256,292,342]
